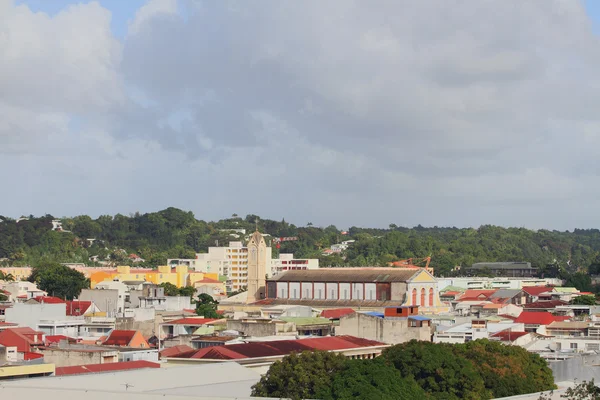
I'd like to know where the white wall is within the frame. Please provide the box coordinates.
[6,303,66,330]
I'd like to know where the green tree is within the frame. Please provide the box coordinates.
[0,293,7,301]
[539,379,600,400]
[0,271,15,281]
[251,351,348,400]
[159,282,180,296]
[178,286,196,297]
[325,358,427,400]
[29,262,89,300]
[571,295,597,305]
[382,340,489,400]
[454,340,555,398]
[195,293,221,319]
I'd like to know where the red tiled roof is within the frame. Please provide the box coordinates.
[165,318,217,325]
[34,296,65,304]
[524,300,568,310]
[523,286,554,296]
[159,345,194,358]
[458,289,498,301]
[179,335,386,360]
[0,327,44,352]
[66,301,93,316]
[23,351,44,360]
[441,291,461,296]
[492,330,529,342]
[55,361,160,376]
[103,330,137,346]
[515,311,566,326]
[320,308,355,319]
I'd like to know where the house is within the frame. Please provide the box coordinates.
[159,317,217,339]
[337,307,431,344]
[226,318,296,337]
[194,277,227,298]
[523,300,568,312]
[164,336,389,369]
[523,286,554,303]
[66,301,100,316]
[279,317,333,336]
[514,311,569,332]
[489,289,526,305]
[40,346,119,367]
[468,262,538,277]
[102,330,150,348]
[0,327,44,360]
[490,329,533,346]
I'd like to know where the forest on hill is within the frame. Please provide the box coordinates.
[1,208,600,282]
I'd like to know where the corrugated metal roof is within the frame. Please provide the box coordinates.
[268,269,418,283]
[320,308,355,319]
[55,361,160,376]
[184,335,386,360]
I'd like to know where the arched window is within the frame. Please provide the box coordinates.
[421,288,426,306]
[429,288,434,306]
[412,288,417,305]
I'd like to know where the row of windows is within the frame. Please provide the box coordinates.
[411,288,435,307]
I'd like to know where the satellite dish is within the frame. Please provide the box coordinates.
[548,343,558,352]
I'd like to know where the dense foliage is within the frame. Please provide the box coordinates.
[3,209,600,282]
[195,293,222,319]
[253,341,556,400]
[539,379,600,399]
[158,282,195,297]
[571,295,597,305]
[28,261,89,300]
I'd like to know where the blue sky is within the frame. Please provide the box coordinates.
[16,0,146,38]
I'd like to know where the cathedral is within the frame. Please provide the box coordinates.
[246,230,267,303]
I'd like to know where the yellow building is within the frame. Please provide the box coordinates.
[0,267,32,281]
[89,265,219,289]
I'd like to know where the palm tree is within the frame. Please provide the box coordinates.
[0,272,15,282]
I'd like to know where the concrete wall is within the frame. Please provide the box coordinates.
[116,317,161,337]
[390,282,407,302]
[549,354,600,382]
[5,303,66,329]
[41,348,118,367]
[164,296,191,311]
[336,313,431,344]
[79,289,120,315]
[227,320,295,337]
[119,349,159,362]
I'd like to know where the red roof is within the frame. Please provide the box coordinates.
[55,361,160,376]
[524,300,568,310]
[497,314,518,321]
[159,345,194,358]
[165,318,217,325]
[23,351,44,360]
[195,277,222,284]
[66,301,93,316]
[177,335,385,360]
[515,311,567,326]
[103,330,137,346]
[320,308,356,319]
[492,330,529,342]
[45,335,76,345]
[0,327,44,352]
[34,296,65,304]
[523,286,554,296]
[458,290,497,301]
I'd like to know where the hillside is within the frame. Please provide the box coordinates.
[1,208,600,280]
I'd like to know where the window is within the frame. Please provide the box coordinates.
[421,288,426,306]
[412,288,417,305]
[587,343,600,351]
[570,343,578,350]
[293,289,297,299]
[429,288,434,306]
[318,289,322,299]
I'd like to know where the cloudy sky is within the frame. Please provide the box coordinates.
[2,0,600,230]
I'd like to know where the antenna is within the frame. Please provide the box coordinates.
[122,383,134,391]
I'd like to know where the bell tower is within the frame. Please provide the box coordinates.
[246,229,267,303]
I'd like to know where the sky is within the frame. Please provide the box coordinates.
[3,0,600,230]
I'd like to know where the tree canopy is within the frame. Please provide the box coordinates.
[28,261,89,300]
[571,294,597,305]
[195,293,222,319]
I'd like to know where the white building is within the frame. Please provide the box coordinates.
[270,254,319,277]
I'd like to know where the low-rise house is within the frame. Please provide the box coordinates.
[523,286,555,303]
[489,289,526,305]
[164,336,389,371]
[514,311,570,332]
[160,317,218,338]
[434,320,526,344]
[226,318,296,337]
[336,306,431,344]
[320,308,355,321]
[40,346,119,367]
[102,330,150,348]
[0,327,44,355]
[523,300,568,312]
[490,329,533,346]
[279,317,333,336]
[190,335,239,349]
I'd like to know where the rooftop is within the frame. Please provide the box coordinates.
[268,268,422,283]
[320,308,355,319]
[164,317,217,325]
[55,361,160,376]
[515,311,569,325]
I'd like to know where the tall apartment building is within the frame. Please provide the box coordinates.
[194,239,272,293]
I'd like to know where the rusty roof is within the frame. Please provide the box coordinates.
[268,268,418,283]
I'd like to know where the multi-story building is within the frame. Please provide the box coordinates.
[89,265,215,289]
[270,254,319,277]
[194,236,272,293]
